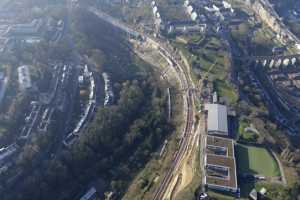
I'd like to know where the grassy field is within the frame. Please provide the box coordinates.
[175,148,202,200]
[207,190,236,200]
[207,189,249,200]
[236,144,280,177]
[172,35,238,105]
[214,79,238,105]
[172,36,228,77]
[251,24,285,55]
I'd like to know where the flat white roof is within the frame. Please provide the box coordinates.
[205,104,228,135]
[18,65,31,90]
[80,187,97,200]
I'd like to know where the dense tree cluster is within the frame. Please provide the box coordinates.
[0,5,173,200]
[3,77,172,200]
[0,93,32,146]
[71,8,140,82]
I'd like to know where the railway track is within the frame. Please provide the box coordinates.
[153,89,194,200]
[89,8,197,200]
[152,46,195,200]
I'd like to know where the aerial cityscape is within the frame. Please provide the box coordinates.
[0,0,299,199]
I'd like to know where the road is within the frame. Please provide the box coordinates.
[270,150,287,185]
[262,0,300,45]
[248,61,300,136]
[250,0,300,51]
[88,8,199,200]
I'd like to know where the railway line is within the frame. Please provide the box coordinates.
[153,88,194,200]
[151,39,196,200]
[89,8,197,200]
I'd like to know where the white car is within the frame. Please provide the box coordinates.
[199,192,208,200]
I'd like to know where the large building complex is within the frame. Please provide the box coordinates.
[7,19,43,37]
[203,103,238,194]
[204,135,238,193]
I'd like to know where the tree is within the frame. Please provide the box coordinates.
[90,49,106,73]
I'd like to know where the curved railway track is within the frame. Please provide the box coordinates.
[88,8,197,200]
[152,46,195,200]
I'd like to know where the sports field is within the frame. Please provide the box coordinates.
[236,144,280,177]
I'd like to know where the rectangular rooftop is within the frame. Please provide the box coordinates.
[205,136,237,193]
[205,104,228,136]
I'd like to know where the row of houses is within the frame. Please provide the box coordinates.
[0,72,8,105]
[163,0,235,36]
[250,0,300,50]
[38,107,54,133]
[6,19,43,37]
[63,65,97,147]
[151,1,163,34]
[0,144,18,166]
[166,20,206,35]
[184,0,199,21]
[0,16,65,53]
[17,65,32,91]
[0,19,44,52]
[102,72,114,106]
[19,101,42,140]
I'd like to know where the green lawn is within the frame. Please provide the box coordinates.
[214,79,238,105]
[207,190,236,200]
[236,144,280,177]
